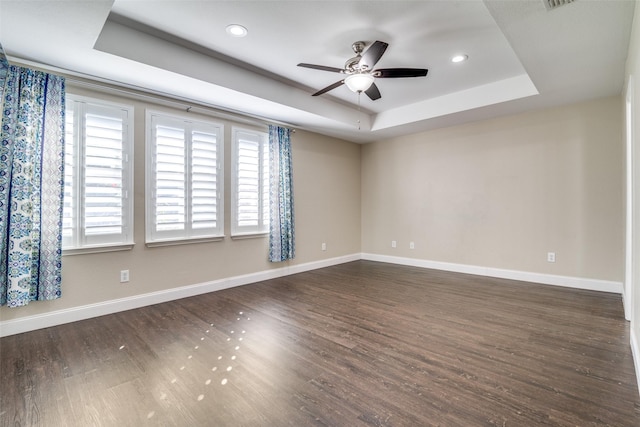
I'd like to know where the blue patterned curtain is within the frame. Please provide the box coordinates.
[268,125,295,262]
[0,45,66,307]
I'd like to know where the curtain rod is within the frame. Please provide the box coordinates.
[8,55,297,132]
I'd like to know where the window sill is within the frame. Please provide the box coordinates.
[231,232,268,240]
[63,243,135,256]
[146,235,225,248]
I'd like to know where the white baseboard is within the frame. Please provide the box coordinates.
[0,252,623,338]
[361,253,623,294]
[632,327,640,398]
[0,253,360,338]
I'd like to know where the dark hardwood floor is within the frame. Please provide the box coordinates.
[1,260,639,426]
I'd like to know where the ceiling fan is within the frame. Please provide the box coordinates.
[297,40,428,101]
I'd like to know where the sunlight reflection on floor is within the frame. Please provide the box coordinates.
[133,309,251,421]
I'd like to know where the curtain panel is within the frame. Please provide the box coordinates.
[268,125,295,262]
[0,46,66,307]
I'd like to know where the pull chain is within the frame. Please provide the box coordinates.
[357,91,362,131]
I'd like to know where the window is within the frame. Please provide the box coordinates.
[63,96,134,251]
[231,127,269,236]
[146,112,223,243]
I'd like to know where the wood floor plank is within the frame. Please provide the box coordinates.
[1,260,639,426]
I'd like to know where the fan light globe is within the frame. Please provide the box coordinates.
[344,73,375,93]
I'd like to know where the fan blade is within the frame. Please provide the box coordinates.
[365,82,381,101]
[358,41,388,70]
[298,63,345,74]
[374,68,428,78]
[312,80,345,96]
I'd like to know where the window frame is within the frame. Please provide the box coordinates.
[231,126,270,237]
[145,110,224,245]
[63,94,135,254]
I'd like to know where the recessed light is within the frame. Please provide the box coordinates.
[226,24,248,37]
[451,54,468,63]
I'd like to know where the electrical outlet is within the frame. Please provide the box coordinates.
[120,270,130,283]
[547,252,556,263]
[391,240,397,248]
[409,241,415,249]
[321,242,327,251]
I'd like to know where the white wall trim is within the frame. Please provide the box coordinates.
[624,74,635,321]
[0,254,360,338]
[361,253,623,294]
[632,328,640,398]
[1,252,624,338]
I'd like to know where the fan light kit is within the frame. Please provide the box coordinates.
[226,24,248,37]
[451,54,468,63]
[297,40,428,101]
[344,73,375,93]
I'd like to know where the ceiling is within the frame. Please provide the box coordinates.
[0,0,635,143]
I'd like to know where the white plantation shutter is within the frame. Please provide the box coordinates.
[84,110,125,237]
[147,113,223,243]
[261,138,270,230]
[232,128,269,235]
[154,123,186,232]
[62,109,76,243]
[63,97,133,250]
[191,130,219,230]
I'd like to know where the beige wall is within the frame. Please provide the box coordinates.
[0,85,362,323]
[362,96,624,282]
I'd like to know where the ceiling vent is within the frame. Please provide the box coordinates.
[543,0,575,11]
